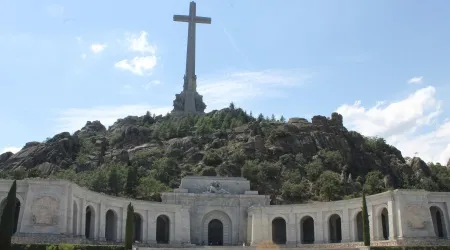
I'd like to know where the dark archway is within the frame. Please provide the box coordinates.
[72,202,78,235]
[156,215,170,244]
[301,216,314,244]
[133,213,143,242]
[329,214,342,243]
[430,206,447,238]
[208,219,223,246]
[85,206,95,239]
[1,197,21,234]
[381,208,389,240]
[272,217,287,244]
[356,211,363,242]
[105,210,117,242]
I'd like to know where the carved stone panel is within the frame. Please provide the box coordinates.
[404,204,428,230]
[31,196,60,226]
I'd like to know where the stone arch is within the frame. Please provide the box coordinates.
[328,214,342,243]
[156,214,170,244]
[378,207,389,240]
[72,201,78,235]
[133,212,143,242]
[202,210,232,246]
[430,205,447,238]
[354,211,363,242]
[105,209,118,242]
[300,215,314,244]
[0,195,24,234]
[272,217,287,244]
[85,205,95,239]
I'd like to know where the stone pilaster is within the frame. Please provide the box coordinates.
[99,202,105,240]
[387,200,396,239]
[342,208,350,242]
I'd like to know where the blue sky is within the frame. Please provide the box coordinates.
[1,0,450,164]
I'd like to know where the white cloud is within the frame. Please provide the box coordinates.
[408,76,424,84]
[197,69,312,110]
[126,31,156,54]
[142,80,161,90]
[114,56,157,75]
[56,105,172,133]
[337,85,449,164]
[1,146,21,154]
[90,43,106,54]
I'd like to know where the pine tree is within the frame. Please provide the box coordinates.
[108,167,120,196]
[362,192,370,246]
[271,114,276,122]
[124,203,134,250]
[126,167,138,198]
[257,113,264,122]
[0,180,17,250]
[280,115,286,123]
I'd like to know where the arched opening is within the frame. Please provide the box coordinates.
[301,216,314,244]
[430,206,447,238]
[329,214,342,243]
[355,211,363,242]
[105,210,117,242]
[133,213,143,242]
[85,206,95,239]
[72,202,78,235]
[156,215,170,244]
[208,219,223,246]
[272,217,287,244]
[380,208,389,240]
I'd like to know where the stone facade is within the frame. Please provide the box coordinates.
[1,177,450,247]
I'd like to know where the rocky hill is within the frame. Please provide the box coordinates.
[1,104,450,204]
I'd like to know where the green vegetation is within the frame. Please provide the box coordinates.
[0,180,17,250]
[362,191,370,246]
[124,203,134,250]
[2,104,450,204]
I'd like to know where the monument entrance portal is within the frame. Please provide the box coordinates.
[208,219,223,245]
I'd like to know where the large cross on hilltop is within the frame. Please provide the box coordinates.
[173,2,211,114]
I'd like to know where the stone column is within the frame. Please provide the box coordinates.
[120,207,126,242]
[250,210,262,246]
[147,211,157,243]
[143,210,149,243]
[286,213,297,245]
[80,199,86,237]
[387,200,396,239]
[246,214,252,245]
[66,186,73,235]
[342,208,350,242]
[99,202,105,240]
[368,205,376,241]
[315,210,324,243]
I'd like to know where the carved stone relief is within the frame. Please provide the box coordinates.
[31,196,60,226]
[405,204,428,230]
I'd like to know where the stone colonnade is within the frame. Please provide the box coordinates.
[247,192,450,246]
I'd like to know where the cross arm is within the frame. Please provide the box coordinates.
[194,16,211,24]
[173,15,212,24]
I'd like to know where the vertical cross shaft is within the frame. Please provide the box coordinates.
[174,1,211,92]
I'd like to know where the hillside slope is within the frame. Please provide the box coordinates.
[1,105,449,204]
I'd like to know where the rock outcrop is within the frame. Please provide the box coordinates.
[1,107,448,203]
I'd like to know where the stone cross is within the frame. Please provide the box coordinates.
[174,1,211,114]
[174,1,211,91]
